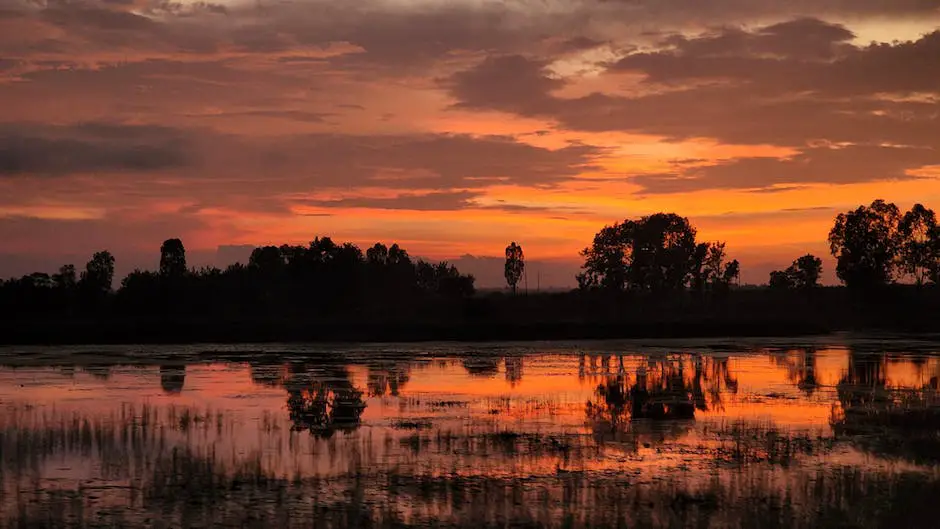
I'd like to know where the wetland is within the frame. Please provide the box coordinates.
[2,336,940,528]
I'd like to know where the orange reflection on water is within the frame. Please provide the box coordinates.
[3,341,940,528]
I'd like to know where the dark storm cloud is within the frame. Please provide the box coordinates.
[0,122,189,176]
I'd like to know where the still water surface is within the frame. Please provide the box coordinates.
[2,337,940,528]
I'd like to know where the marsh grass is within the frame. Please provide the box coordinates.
[710,421,835,466]
[5,349,940,528]
[3,407,940,528]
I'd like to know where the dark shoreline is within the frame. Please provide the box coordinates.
[0,319,864,346]
[5,286,940,346]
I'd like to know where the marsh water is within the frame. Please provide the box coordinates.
[2,336,940,528]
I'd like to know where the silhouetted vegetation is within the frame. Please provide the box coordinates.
[0,237,478,342]
[6,202,940,343]
[769,254,823,291]
[828,200,940,291]
[504,241,524,294]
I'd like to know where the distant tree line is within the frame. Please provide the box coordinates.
[0,238,475,320]
[2,199,939,334]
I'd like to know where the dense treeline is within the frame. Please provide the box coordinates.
[0,237,475,323]
[3,199,940,343]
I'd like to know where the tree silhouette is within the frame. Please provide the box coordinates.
[52,264,77,290]
[248,246,285,275]
[771,254,823,290]
[159,238,187,278]
[829,200,901,290]
[898,204,939,286]
[702,242,740,294]
[366,243,389,265]
[388,243,409,265]
[577,223,629,290]
[80,251,115,295]
[0,234,485,329]
[578,213,725,293]
[790,254,823,290]
[504,242,525,294]
[769,270,793,290]
[416,261,475,298]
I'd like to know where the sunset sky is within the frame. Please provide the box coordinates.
[1,0,939,286]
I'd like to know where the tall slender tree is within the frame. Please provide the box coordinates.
[504,242,525,294]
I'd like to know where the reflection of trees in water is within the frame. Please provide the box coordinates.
[82,364,111,380]
[249,360,367,437]
[585,354,738,445]
[505,357,523,386]
[772,348,819,395]
[459,355,523,384]
[283,363,365,438]
[834,348,889,420]
[461,357,500,378]
[159,365,186,394]
[367,363,411,397]
[249,362,288,387]
[833,348,940,463]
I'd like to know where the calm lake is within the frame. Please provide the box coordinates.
[2,336,940,528]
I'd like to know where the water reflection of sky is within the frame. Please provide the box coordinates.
[4,340,940,527]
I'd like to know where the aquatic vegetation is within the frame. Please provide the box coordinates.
[2,342,940,527]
